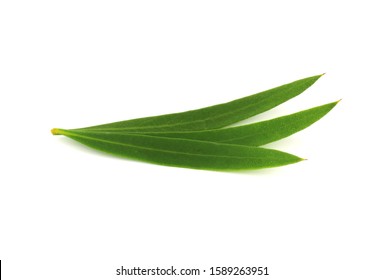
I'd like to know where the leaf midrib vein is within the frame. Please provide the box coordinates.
[65,131,267,160]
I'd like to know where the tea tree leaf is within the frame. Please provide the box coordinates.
[52,129,304,170]
[75,74,323,132]
[128,101,339,146]
[52,74,337,171]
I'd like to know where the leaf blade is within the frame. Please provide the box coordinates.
[55,129,303,170]
[75,74,324,132]
[127,101,339,146]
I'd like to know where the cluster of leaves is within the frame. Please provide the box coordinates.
[52,74,339,171]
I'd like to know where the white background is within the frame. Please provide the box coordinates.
[1,0,382,279]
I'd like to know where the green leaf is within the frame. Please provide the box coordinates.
[52,74,338,171]
[75,74,323,132]
[128,101,339,146]
[52,129,304,170]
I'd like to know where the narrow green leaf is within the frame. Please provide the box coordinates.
[129,101,339,146]
[75,74,323,132]
[53,129,303,170]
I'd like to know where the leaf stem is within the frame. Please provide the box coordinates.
[51,128,61,135]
